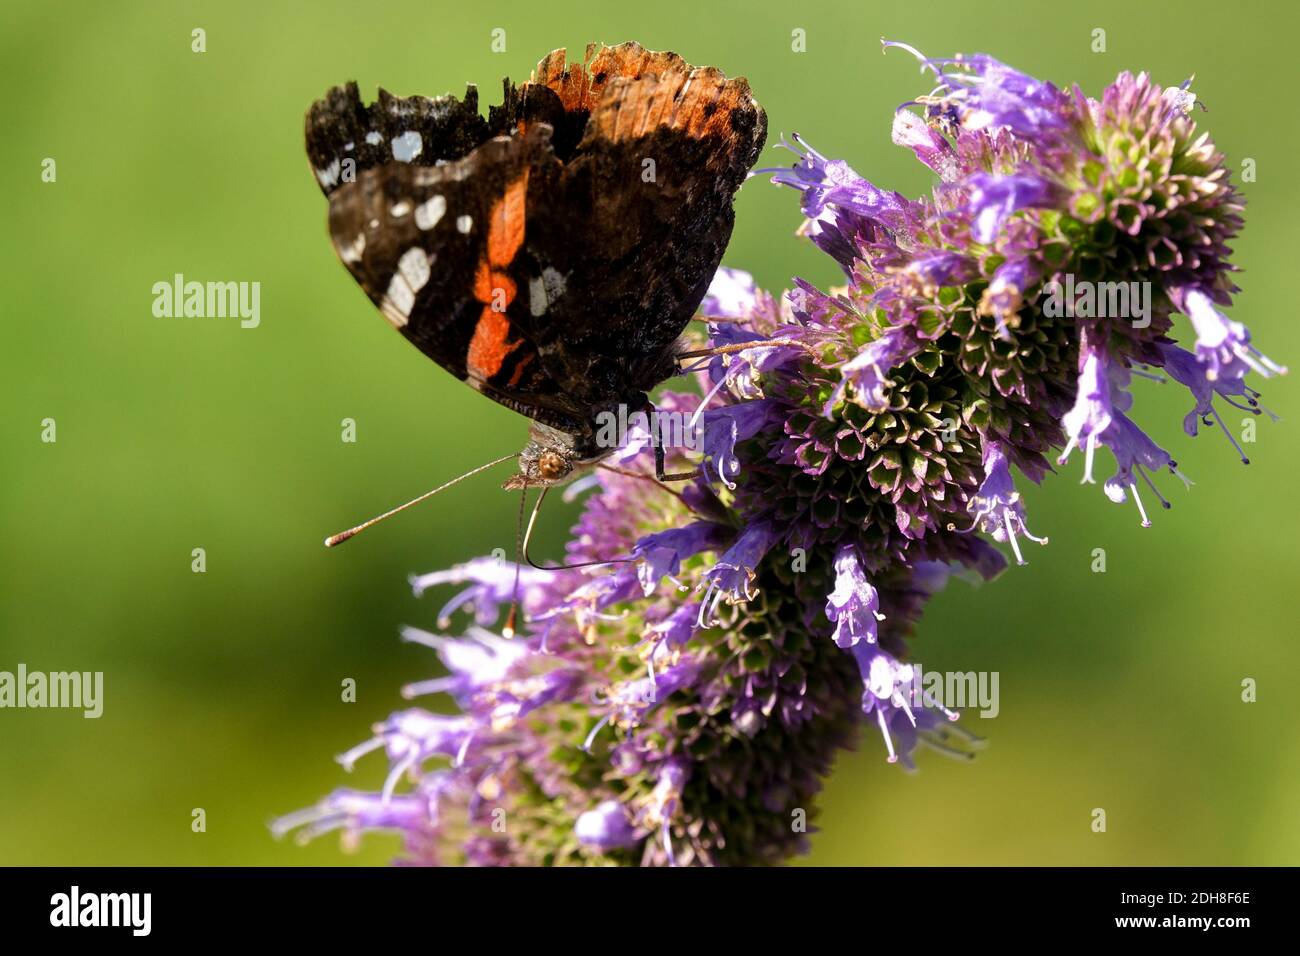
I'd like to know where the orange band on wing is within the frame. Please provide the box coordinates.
[474,261,516,305]
[466,172,530,380]
[488,173,528,267]
[467,306,521,379]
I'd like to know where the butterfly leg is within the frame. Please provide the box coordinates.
[642,399,698,482]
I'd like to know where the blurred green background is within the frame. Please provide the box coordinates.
[3,0,1297,866]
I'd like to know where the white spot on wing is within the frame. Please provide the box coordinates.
[392,131,423,162]
[390,200,410,218]
[529,277,548,316]
[365,131,383,146]
[338,233,366,264]
[381,248,432,329]
[542,267,567,301]
[415,195,446,230]
[397,247,431,293]
[315,158,341,188]
[456,215,473,234]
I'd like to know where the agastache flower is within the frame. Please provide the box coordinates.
[1177,287,1285,384]
[1098,411,1189,527]
[964,172,1062,243]
[698,521,780,623]
[883,41,1075,142]
[825,543,884,647]
[631,522,729,595]
[964,441,1048,564]
[1057,348,1117,483]
[823,325,924,414]
[410,558,553,628]
[575,800,639,851]
[337,710,476,801]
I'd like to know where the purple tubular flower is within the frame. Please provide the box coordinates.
[904,251,976,290]
[575,800,639,851]
[644,601,701,654]
[638,757,690,865]
[700,400,777,488]
[891,108,959,181]
[700,267,775,322]
[825,543,884,648]
[698,521,780,624]
[1157,342,1257,463]
[1099,411,1188,527]
[1177,287,1286,384]
[979,258,1039,336]
[761,133,911,272]
[965,172,1061,243]
[398,625,527,701]
[824,325,924,414]
[631,522,729,596]
[1057,348,1116,483]
[336,709,476,802]
[409,558,553,628]
[850,643,957,765]
[605,659,701,730]
[485,668,580,723]
[883,41,1074,142]
[271,787,433,847]
[766,133,907,223]
[965,440,1048,565]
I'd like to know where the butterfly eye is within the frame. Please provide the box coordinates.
[537,451,569,482]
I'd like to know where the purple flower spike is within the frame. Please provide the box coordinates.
[575,800,640,852]
[966,441,1048,565]
[964,172,1061,244]
[825,543,884,648]
[281,42,1283,867]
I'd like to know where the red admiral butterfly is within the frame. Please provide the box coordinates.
[306,42,767,546]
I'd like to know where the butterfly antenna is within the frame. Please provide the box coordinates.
[502,481,529,639]
[521,486,634,572]
[324,452,520,547]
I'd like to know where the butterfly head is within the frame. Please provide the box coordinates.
[501,424,601,490]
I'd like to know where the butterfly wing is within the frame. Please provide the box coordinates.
[306,43,766,435]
